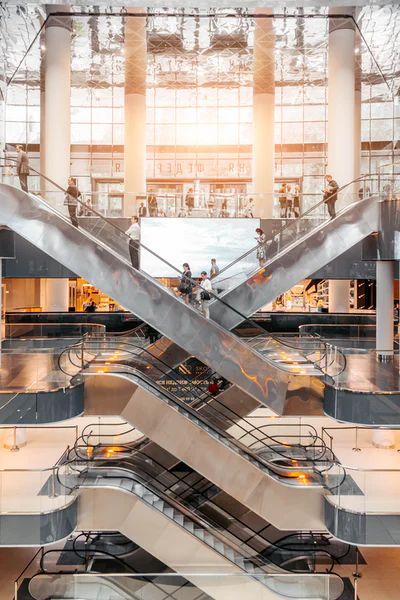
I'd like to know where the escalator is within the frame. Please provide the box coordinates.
[0,166,350,411]
[209,173,397,329]
[49,445,345,600]
[58,337,345,531]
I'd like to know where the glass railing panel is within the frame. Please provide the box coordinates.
[25,572,340,600]
[4,322,106,339]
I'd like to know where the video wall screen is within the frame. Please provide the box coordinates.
[140,218,260,278]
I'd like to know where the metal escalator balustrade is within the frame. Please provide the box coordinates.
[53,456,345,600]
[209,171,400,329]
[58,336,345,490]
[0,162,346,410]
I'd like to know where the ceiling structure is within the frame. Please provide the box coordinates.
[0,4,399,98]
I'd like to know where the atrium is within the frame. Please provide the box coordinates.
[0,1,400,599]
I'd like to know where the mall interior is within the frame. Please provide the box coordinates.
[0,1,400,599]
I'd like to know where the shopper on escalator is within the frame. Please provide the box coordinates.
[178,263,194,305]
[323,174,339,219]
[65,177,81,228]
[16,145,30,192]
[125,216,140,269]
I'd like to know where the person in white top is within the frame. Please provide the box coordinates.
[199,271,212,319]
[125,216,140,269]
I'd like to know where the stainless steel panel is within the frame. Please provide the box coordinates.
[210,196,380,330]
[0,184,288,411]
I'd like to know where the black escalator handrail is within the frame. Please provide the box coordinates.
[216,171,385,279]
[84,354,348,484]
[0,159,345,374]
[61,459,340,584]
[65,337,332,463]
[68,441,340,573]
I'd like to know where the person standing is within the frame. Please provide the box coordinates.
[185,187,195,215]
[323,174,339,219]
[199,271,212,319]
[65,177,81,228]
[293,183,301,217]
[138,202,147,217]
[255,227,267,267]
[126,216,140,269]
[245,197,254,218]
[285,184,293,218]
[178,263,193,305]
[148,194,158,216]
[16,145,30,192]
[278,183,287,218]
[210,258,220,279]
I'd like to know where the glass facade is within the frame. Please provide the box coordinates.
[2,11,399,207]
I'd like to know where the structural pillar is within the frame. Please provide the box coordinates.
[40,279,69,312]
[327,9,357,313]
[124,12,147,216]
[253,11,275,218]
[42,11,71,193]
[328,280,351,313]
[376,261,394,360]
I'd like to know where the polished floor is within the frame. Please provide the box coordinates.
[0,351,74,391]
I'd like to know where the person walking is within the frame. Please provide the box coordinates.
[178,263,193,305]
[65,176,81,228]
[210,258,220,279]
[16,145,30,192]
[255,227,267,267]
[199,271,212,319]
[323,174,339,219]
[126,216,140,269]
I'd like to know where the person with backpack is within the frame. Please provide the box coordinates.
[65,176,81,228]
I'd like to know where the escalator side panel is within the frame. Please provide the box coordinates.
[210,196,379,329]
[111,374,325,531]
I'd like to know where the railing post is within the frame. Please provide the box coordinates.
[10,426,19,452]
[49,466,58,498]
[352,427,361,452]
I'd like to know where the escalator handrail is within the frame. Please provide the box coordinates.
[71,349,348,486]
[68,441,339,571]
[59,338,335,467]
[1,159,345,375]
[215,171,389,279]
[60,458,341,586]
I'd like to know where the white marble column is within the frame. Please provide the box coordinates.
[252,11,275,218]
[42,11,71,192]
[124,13,147,216]
[376,261,394,360]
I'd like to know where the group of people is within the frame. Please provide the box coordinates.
[177,259,220,319]
[278,183,301,218]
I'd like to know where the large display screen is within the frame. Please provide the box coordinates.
[140,218,260,278]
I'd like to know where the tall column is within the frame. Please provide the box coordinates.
[327,10,356,314]
[124,13,147,216]
[376,261,394,360]
[42,11,71,192]
[253,11,275,218]
[328,280,351,313]
[40,279,69,312]
[327,9,356,186]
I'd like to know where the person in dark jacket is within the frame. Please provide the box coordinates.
[323,174,339,219]
[178,263,193,304]
[16,145,30,192]
[65,177,81,228]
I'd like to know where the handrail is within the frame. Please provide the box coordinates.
[61,338,347,492]
[1,159,347,377]
[216,172,384,278]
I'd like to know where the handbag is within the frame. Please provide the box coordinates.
[200,290,211,301]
